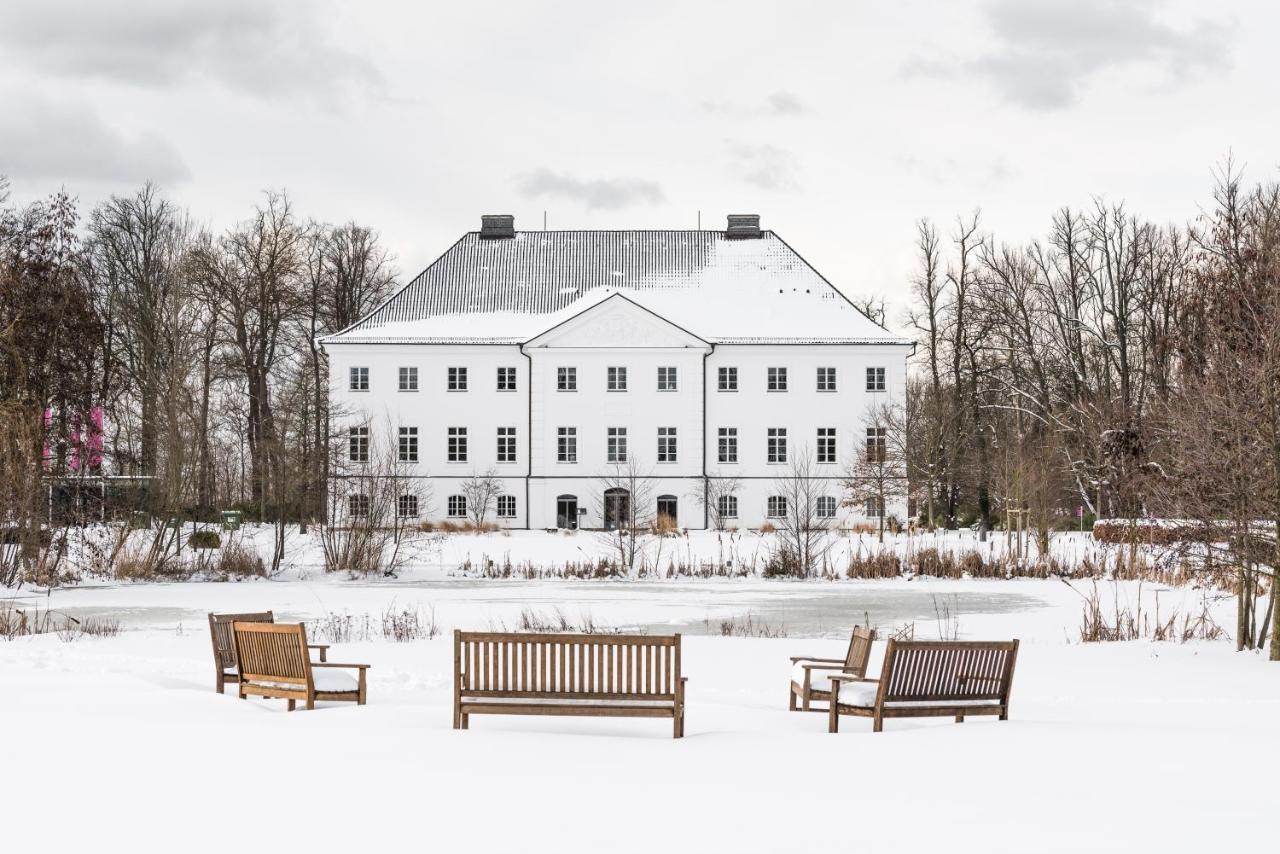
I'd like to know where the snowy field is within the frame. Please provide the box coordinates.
[3,556,1278,853]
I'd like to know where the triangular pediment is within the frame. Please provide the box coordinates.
[524,294,710,349]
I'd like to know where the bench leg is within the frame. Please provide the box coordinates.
[674,707,685,739]
[828,702,839,733]
[287,699,296,712]
[216,671,225,694]
[460,713,469,730]
[872,710,883,733]
[955,713,965,723]
[789,685,798,712]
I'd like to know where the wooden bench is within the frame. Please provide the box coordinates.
[233,622,369,711]
[789,625,875,712]
[208,611,328,694]
[453,631,687,738]
[828,639,1019,733]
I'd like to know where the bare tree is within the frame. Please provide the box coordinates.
[844,405,907,542]
[461,467,502,527]
[594,456,658,573]
[770,448,834,577]
[692,475,743,531]
[192,191,306,515]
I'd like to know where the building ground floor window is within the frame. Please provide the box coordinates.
[331,475,904,529]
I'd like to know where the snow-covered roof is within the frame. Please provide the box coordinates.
[321,229,910,346]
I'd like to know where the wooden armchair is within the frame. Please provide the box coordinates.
[209,611,329,693]
[789,625,875,712]
[232,622,369,711]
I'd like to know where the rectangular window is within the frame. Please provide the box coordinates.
[866,427,887,463]
[557,366,577,391]
[767,427,787,464]
[399,366,418,392]
[657,427,677,463]
[348,426,369,463]
[717,494,738,519]
[718,366,738,392]
[767,496,787,518]
[397,494,419,518]
[767,367,788,392]
[448,427,468,463]
[866,366,886,392]
[607,427,628,464]
[557,427,577,463]
[817,496,837,518]
[348,494,370,518]
[447,495,467,518]
[817,427,836,464]
[865,496,884,517]
[447,366,468,391]
[718,427,738,464]
[349,366,369,391]
[497,495,517,518]
[398,426,418,463]
[657,366,677,391]
[497,366,517,391]
[607,366,628,392]
[817,366,837,392]
[497,427,517,464]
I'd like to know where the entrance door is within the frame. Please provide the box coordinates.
[656,495,678,526]
[556,495,578,529]
[603,488,631,530]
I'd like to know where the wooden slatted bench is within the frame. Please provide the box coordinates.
[453,630,687,738]
[208,611,329,694]
[789,625,875,712]
[233,622,370,711]
[828,639,1019,733]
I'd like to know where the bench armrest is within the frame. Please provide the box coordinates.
[312,662,371,670]
[828,673,876,684]
[307,644,329,662]
[789,656,844,664]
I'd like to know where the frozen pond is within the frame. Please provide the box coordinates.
[2,578,1050,639]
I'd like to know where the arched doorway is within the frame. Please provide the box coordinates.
[556,494,579,529]
[603,488,631,530]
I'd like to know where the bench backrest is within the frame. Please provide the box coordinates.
[233,621,312,688]
[209,611,274,671]
[843,626,876,676]
[879,639,1019,704]
[455,631,681,700]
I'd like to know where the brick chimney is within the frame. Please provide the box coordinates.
[725,214,762,239]
[480,215,515,238]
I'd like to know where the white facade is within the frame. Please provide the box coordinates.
[322,218,910,530]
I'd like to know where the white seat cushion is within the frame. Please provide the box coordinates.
[791,660,847,689]
[460,696,673,708]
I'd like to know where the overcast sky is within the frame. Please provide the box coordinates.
[1,0,1272,325]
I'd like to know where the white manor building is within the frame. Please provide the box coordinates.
[321,215,910,530]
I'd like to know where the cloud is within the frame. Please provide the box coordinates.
[0,95,190,186]
[0,0,381,100]
[729,144,799,192]
[907,0,1233,109]
[702,90,812,117]
[515,169,664,211]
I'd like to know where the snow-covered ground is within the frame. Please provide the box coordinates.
[2,563,1275,852]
